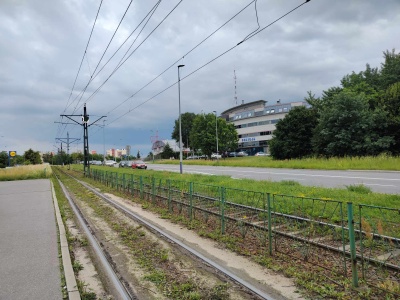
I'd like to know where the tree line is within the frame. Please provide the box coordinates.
[269,49,400,159]
[0,149,42,168]
[169,112,238,158]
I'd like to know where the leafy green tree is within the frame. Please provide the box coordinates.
[312,91,392,157]
[190,113,238,157]
[269,106,318,160]
[171,112,197,148]
[380,49,400,89]
[136,150,141,159]
[71,152,84,163]
[23,149,42,165]
[161,143,175,159]
[0,151,7,168]
[381,82,400,154]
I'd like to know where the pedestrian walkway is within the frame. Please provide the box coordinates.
[0,179,61,299]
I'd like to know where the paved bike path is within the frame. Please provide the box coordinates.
[0,179,61,299]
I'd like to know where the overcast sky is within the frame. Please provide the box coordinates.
[0,0,399,157]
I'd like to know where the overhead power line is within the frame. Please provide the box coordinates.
[64,0,162,115]
[76,0,185,110]
[105,0,257,116]
[105,0,311,127]
[72,0,135,113]
[56,0,104,142]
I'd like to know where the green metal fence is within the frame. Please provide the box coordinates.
[89,169,400,295]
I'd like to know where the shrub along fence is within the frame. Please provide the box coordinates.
[90,169,399,296]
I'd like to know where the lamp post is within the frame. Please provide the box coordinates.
[178,64,185,174]
[213,111,219,159]
[102,119,106,164]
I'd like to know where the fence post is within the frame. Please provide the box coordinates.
[347,202,359,288]
[152,177,155,204]
[123,173,126,192]
[168,179,172,212]
[221,187,225,235]
[140,176,144,199]
[267,193,272,256]
[189,182,193,221]
[130,174,134,196]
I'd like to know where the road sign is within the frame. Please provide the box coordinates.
[9,151,16,157]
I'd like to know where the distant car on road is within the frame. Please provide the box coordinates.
[104,160,117,166]
[255,152,268,156]
[228,152,237,157]
[120,160,133,167]
[211,153,222,159]
[132,160,147,169]
[236,151,248,157]
[187,155,198,160]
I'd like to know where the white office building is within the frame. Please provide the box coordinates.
[220,100,307,155]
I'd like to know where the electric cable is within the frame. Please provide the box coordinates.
[105,0,257,116]
[105,0,311,128]
[56,0,104,142]
[76,0,185,110]
[63,0,162,115]
[72,0,135,113]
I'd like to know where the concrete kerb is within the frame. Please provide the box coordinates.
[51,181,81,300]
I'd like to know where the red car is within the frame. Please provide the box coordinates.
[131,160,147,169]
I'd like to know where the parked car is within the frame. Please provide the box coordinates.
[187,155,198,160]
[131,160,147,169]
[236,151,248,157]
[255,152,268,156]
[211,153,222,159]
[104,160,117,166]
[228,152,237,157]
[120,160,133,167]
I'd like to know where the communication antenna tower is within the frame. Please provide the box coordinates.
[234,69,238,106]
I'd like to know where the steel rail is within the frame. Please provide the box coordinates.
[56,175,135,300]
[70,174,277,300]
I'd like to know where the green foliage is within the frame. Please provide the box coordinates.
[0,151,7,168]
[312,90,392,157]
[346,184,372,194]
[24,148,42,165]
[190,113,237,156]
[269,106,318,159]
[273,49,400,159]
[161,143,175,159]
[172,112,197,148]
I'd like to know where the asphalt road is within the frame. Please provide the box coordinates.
[147,163,400,195]
[0,179,61,299]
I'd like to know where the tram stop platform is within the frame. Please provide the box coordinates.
[0,179,79,300]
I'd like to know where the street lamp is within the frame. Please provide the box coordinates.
[213,111,219,159]
[178,64,185,174]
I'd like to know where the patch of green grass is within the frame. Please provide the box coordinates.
[156,153,400,171]
[346,184,372,194]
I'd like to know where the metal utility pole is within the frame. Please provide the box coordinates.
[60,103,106,176]
[56,132,80,166]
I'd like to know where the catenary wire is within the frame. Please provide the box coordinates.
[56,0,104,140]
[72,0,135,113]
[63,1,162,115]
[104,0,311,128]
[83,0,163,106]
[105,0,257,116]
[76,0,185,110]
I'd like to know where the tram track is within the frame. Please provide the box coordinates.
[55,169,281,300]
